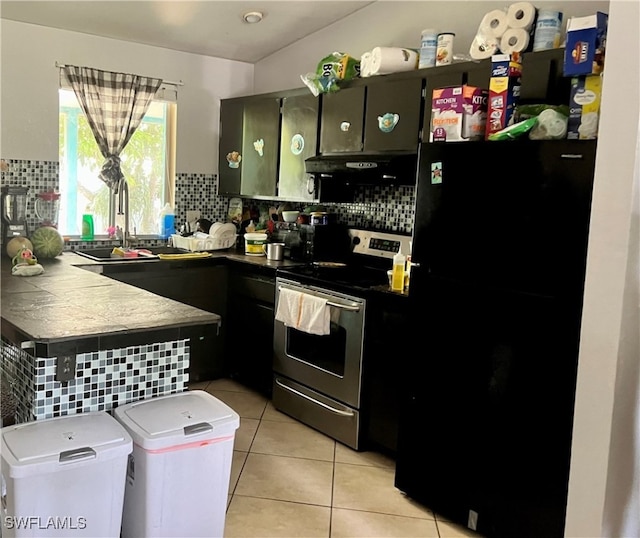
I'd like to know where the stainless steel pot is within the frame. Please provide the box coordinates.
[264,242,285,261]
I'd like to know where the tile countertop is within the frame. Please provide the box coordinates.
[0,252,222,348]
[1,248,304,349]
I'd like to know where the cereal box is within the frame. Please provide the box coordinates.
[568,75,602,140]
[430,85,488,142]
[485,53,522,140]
[563,12,607,77]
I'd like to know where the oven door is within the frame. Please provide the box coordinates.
[273,278,365,409]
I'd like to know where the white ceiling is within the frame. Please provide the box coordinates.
[0,1,376,63]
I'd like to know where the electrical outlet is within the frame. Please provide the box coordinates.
[186,210,201,222]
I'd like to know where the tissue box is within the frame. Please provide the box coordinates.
[563,12,607,76]
[567,75,602,140]
[485,53,522,139]
[430,85,488,142]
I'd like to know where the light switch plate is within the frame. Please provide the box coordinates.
[186,210,201,222]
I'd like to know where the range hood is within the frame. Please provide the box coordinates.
[305,152,418,186]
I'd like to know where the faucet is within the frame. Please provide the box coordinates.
[111,178,135,248]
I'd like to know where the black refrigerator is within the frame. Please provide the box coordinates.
[395,139,597,538]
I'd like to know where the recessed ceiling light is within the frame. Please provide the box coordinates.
[243,11,263,24]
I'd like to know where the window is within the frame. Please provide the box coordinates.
[58,89,176,236]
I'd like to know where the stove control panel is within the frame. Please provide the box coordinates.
[348,229,412,260]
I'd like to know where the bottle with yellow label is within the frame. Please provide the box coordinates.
[391,246,406,292]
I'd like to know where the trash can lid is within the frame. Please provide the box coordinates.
[113,390,240,451]
[1,412,132,478]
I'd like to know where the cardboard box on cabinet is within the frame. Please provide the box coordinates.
[563,12,608,77]
[568,74,602,140]
[485,53,522,140]
[430,85,488,142]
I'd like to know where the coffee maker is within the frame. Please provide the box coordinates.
[1,186,29,245]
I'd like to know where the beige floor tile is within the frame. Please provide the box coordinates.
[331,508,440,538]
[233,417,259,452]
[235,453,333,506]
[437,519,486,537]
[229,450,248,495]
[262,400,298,422]
[251,419,336,461]
[205,387,267,419]
[225,496,330,538]
[208,377,252,392]
[333,462,433,519]
[334,443,395,469]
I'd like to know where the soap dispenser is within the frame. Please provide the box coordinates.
[391,246,406,292]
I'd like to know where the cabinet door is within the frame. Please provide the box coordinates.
[364,78,423,152]
[278,93,319,201]
[241,97,281,197]
[319,86,365,153]
[218,99,244,195]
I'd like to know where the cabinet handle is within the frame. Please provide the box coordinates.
[275,378,355,417]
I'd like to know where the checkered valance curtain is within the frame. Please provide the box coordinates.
[62,66,163,190]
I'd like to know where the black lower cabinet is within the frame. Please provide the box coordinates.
[362,292,410,456]
[225,264,275,397]
[102,263,228,382]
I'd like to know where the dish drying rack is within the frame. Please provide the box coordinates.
[170,233,237,252]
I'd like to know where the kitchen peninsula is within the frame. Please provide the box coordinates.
[1,252,221,423]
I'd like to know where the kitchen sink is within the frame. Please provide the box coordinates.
[74,246,187,262]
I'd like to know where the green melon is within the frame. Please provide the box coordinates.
[30,226,64,258]
[6,236,33,258]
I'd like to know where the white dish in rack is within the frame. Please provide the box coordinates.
[170,233,236,252]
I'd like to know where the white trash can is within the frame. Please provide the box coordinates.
[1,411,132,538]
[113,390,240,538]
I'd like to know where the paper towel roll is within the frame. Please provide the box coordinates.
[500,27,530,54]
[479,9,510,38]
[360,51,373,78]
[369,47,418,76]
[506,2,536,30]
[469,34,500,60]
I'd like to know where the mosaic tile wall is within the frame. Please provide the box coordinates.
[0,159,416,243]
[1,339,36,424]
[1,338,189,422]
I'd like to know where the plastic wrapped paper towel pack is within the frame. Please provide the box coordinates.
[360,47,418,77]
[301,52,360,96]
[470,2,537,59]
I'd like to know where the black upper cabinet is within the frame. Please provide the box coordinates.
[364,78,423,152]
[319,78,424,154]
[241,96,281,197]
[278,93,319,201]
[218,99,244,195]
[319,86,365,154]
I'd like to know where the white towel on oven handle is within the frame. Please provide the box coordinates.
[275,288,331,336]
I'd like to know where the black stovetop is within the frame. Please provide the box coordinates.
[277,258,389,293]
[276,228,412,295]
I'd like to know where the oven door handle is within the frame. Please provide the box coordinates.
[278,287,361,312]
[275,379,355,417]
[326,300,360,312]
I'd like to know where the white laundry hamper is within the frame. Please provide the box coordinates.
[113,390,240,538]
[0,411,132,538]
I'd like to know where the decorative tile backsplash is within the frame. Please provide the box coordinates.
[1,337,189,422]
[0,159,416,245]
